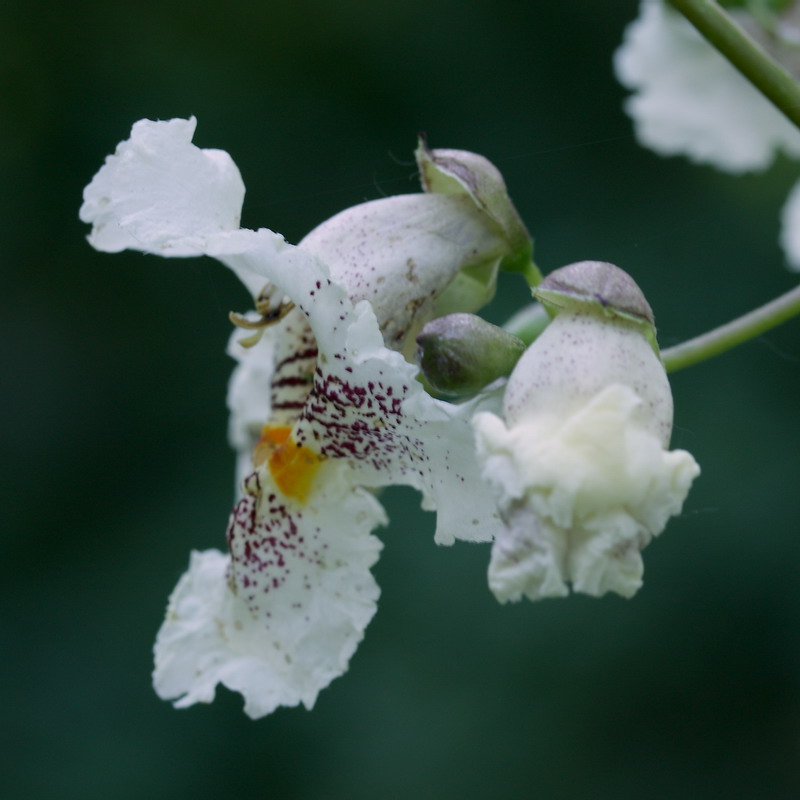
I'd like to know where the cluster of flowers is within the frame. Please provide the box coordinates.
[80,116,698,718]
[615,0,800,267]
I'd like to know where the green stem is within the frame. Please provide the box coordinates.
[667,0,800,130]
[661,283,800,372]
[502,302,551,344]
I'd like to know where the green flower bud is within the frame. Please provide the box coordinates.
[416,313,526,396]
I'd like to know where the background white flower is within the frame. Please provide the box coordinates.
[615,0,800,173]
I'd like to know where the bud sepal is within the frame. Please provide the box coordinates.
[416,136,540,286]
[534,260,660,357]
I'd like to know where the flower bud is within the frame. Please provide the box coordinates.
[473,261,699,601]
[416,136,540,286]
[416,313,526,396]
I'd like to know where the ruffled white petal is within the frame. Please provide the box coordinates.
[615,0,800,173]
[475,384,699,601]
[80,118,244,253]
[79,118,504,545]
[79,117,270,295]
[154,468,385,718]
[484,503,569,600]
[156,279,502,714]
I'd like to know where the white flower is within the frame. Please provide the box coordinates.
[473,262,700,602]
[80,117,525,717]
[614,0,800,172]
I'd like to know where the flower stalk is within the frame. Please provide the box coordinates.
[667,0,800,131]
[661,281,800,371]
[501,302,551,344]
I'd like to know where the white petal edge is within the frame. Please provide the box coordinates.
[80,117,268,296]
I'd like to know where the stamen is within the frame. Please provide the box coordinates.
[229,281,296,346]
[228,283,294,336]
[235,330,267,349]
[255,282,295,321]
[229,311,273,331]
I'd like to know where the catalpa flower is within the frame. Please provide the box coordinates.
[80,117,532,717]
[615,0,800,173]
[473,262,700,602]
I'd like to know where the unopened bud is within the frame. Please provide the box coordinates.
[416,136,540,285]
[416,313,526,396]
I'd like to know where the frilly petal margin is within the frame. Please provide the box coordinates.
[474,384,699,602]
[79,117,244,254]
[79,116,265,295]
[154,468,385,717]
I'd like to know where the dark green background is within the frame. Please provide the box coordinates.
[3,1,800,798]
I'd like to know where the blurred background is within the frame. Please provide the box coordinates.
[3,0,800,797]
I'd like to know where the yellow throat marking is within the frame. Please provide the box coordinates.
[253,424,324,503]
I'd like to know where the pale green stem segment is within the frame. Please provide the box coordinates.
[667,0,800,130]
[661,283,800,372]
[502,302,551,343]
[521,258,543,288]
